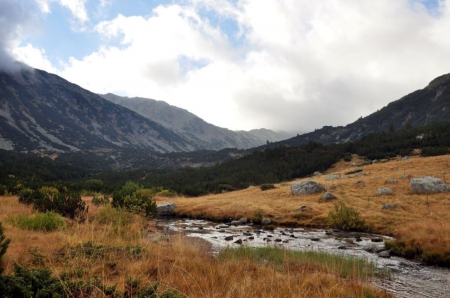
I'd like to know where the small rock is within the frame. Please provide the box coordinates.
[234,239,243,244]
[338,246,346,250]
[311,238,320,242]
[238,217,248,224]
[382,204,398,210]
[355,180,365,185]
[326,174,341,181]
[378,251,391,258]
[363,245,386,253]
[230,220,241,226]
[248,236,254,240]
[321,192,338,201]
[296,205,313,212]
[290,234,297,238]
[401,174,411,179]
[275,239,282,242]
[313,171,322,177]
[386,179,398,184]
[225,236,234,241]
[261,218,272,225]
[216,225,228,229]
[377,188,393,195]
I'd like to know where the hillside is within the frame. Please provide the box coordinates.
[0,64,197,153]
[100,93,291,150]
[277,73,450,146]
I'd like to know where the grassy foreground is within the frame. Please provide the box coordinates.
[161,155,450,266]
[0,196,389,297]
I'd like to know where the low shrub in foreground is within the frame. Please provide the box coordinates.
[112,182,156,218]
[92,195,110,206]
[7,212,66,232]
[327,201,367,232]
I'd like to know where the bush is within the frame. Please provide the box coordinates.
[327,202,366,232]
[18,188,34,205]
[92,195,110,206]
[0,185,7,196]
[343,154,352,162]
[0,221,10,274]
[260,184,276,191]
[112,182,156,218]
[421,147,449,157]
[155,189,177,197]
[7,212,66,232]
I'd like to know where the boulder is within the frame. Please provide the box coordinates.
[410,176,450,193]
[378,251,391,258]
[377,188,393,195]
[156,202,177,216]
[313,171,322,177]
[320,192,338,202]
[291,181,326,195]
[238,217,248,224]
[230,220,241,226]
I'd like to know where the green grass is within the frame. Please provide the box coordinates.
[218,246,382,279]
[7,212,66,232]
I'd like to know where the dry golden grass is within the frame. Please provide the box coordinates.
[0,196,389,297]
[157,155,450,263]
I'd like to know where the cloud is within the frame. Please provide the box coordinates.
[0,0,40,71]
[12,0,450,134]
[58,0,89,23]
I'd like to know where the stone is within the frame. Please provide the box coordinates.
[238,217,248,224]
[382,204,398,210]
[313,171,322,177]
[326,174,341,181]
[410,176,450,193]
[377,188,393,195]
[355,180,365,185]
[321,192,337,201]
[338,246,347,250]
[216,224,228,229]
[386,179,398,184]
[156,202,177,216]
[261,218,272,225]
[225,236,234,241]
[230,220,241,226]
[291,181,326,195]
[296,205,313,212]
[378,251,391,258]
[371,238,384,243]
[234,239,243,244]
[401,174,411,179]
[311,238,320,241]
[363,245,386,254]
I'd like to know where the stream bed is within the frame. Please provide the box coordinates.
[154,218,450,298]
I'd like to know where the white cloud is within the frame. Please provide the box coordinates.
[20,0,450,133]
[58,0,89,22]
[12,43,58,73]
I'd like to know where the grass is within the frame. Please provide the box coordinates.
[7,211,66,232]
[0,196,390,297]
[157,154,450,266]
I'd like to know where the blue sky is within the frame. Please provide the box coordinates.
[3,0,450,133]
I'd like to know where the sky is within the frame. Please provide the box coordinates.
[1,0,450,134]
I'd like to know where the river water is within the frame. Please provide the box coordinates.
[154,218,450,298]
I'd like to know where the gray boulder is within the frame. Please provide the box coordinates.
[291,181,326,195]
[156,202,177,216]
[321,192,337,202]
[410,176,450,193]
[382,204,398,210]
[238,217,248,224]
[377,188,393,195]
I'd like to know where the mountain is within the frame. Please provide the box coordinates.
[100,93,291,150]
[277,73,450,147]
[0,64,197,153]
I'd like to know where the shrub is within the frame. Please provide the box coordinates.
[0,221,10,274]
[18,188,34,205]
[0,185,7,196]
[343,154,352,162]
[38,186,59,198]
[327,202,366,232]
[155,189,177,197]
[421,147,449,157]
[260,184,275,191]
[112,182,156,218]
[7,212,66,232]
[92,195,110,206]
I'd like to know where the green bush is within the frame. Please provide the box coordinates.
[112,182,156,218]
[343,154,352,162]
[18,188,34,205]
[0,185,7,196]
[155,189,177,197]
[0,221,10,274]
[327,202,366,232]
[421,146,449,157]
[7,212,66,232]
[92,195,110,206]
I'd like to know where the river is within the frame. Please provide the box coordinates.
[154,218,450,298]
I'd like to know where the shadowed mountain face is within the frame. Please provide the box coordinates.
[278,73,450,147]
[0,65,197,153]
[100,93,291,150]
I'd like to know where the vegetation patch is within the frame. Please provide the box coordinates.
[327,202,367,232]
[7,212,66,232]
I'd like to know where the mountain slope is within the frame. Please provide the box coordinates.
[100,93,291,150]
[0,65,197,153]
[278,73,450,146]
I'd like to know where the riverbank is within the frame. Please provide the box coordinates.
[0,196,389,297]
[155,155,450,267]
